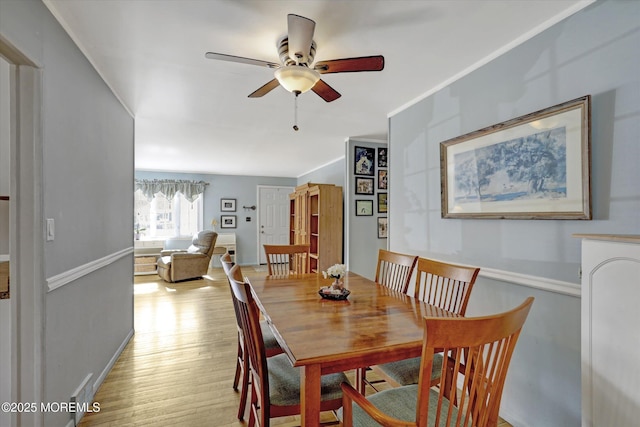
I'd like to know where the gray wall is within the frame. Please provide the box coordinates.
[1,1,135,425]
[388,1,639,426]
[135,171,296,265]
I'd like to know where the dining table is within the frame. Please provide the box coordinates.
[247,271,459,427]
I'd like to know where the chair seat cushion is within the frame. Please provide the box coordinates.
[341,385,459,427]
[260,321,280,352]
[378,353,443,386]
[267,354,348,407]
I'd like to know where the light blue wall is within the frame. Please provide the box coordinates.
[135,171,296,265]
[388,1,639,426]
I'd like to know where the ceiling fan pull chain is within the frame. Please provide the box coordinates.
[293,92,300,131]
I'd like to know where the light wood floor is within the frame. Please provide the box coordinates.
[78,267,513,426]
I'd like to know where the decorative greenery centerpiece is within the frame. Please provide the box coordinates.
[322,264,346,289]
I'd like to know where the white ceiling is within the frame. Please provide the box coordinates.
[44,0,591,178]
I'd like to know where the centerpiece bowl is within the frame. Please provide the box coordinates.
[318,287,351,301]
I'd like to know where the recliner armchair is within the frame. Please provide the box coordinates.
[157,231,217,282]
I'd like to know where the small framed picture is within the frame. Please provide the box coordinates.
[378,192,388,213]
[355,200,374,216]
[220,215,237,228]
[355,177,374,195]
[377,217,388,239]
[220,198,236,212]
[354,146,375,176]
[378,169,388,190]
[378,147,388,168]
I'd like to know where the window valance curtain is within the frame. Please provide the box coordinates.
[135,179,209,202]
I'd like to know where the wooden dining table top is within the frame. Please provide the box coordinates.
[247,271,459,373]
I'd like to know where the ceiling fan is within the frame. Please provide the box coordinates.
[205,14,385,104]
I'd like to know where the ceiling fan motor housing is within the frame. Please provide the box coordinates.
[278,37,316,67]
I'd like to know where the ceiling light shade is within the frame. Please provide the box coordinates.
[275,65,320,94]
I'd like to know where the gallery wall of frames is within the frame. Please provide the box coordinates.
[353,145,388,238]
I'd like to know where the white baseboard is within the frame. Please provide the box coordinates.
[92,328,134,397]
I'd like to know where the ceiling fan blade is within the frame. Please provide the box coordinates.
[314,55,385,74]
[205,52,279,69]
[287,14,315,64]
[312,79,341,103]
[248,79,281,98]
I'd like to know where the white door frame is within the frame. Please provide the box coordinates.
[256,185,294,265]
[1,36,46,426]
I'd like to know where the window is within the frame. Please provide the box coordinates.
[135,190,202,239]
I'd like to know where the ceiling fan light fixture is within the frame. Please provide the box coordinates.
[275,65,320,94]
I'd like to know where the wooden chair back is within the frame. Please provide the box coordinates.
[342,297,535,427]
[221,253,240,331]
[414,257,480,316]
[220,251,234,275]
[263,244,310,276]
[221,253,241,333]
[221,258,249,420]
[374,249,418,293]
[227,265,272,425]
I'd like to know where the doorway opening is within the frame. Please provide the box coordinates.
[0,34,44,426]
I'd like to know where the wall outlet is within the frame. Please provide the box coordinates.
[70,373,93,426]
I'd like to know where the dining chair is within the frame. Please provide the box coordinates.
[227,264,349,426]
[263,244,310,276]
[369,258,481,390]
[374,249,418,293]
[355,249,417,393]
[221,253,283,420]
[341,297,534,427]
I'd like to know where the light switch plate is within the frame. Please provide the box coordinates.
[46,218,55,241]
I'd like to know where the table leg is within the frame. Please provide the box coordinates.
[355,367,366,394]
[300,364,321,427]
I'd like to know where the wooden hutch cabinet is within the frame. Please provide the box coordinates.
[289,183,343,273]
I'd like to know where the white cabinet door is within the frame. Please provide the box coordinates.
[580,236,640,427]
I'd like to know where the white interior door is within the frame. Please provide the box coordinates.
[258,186,293,264]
